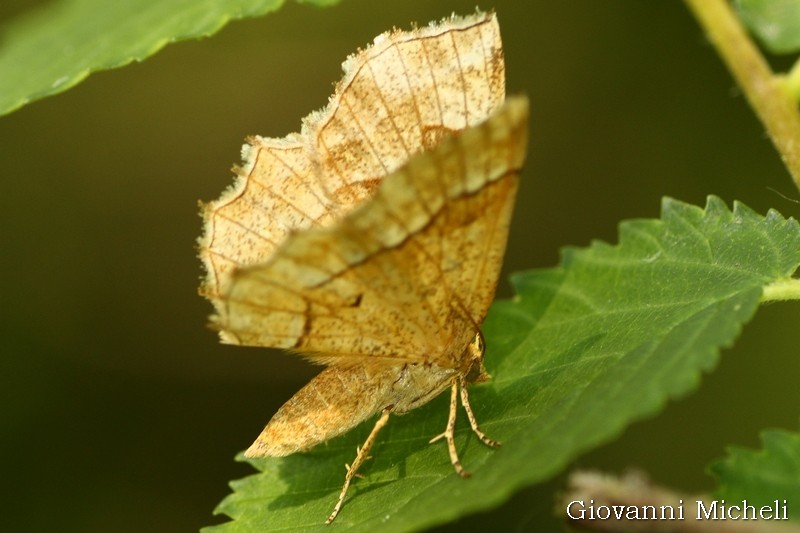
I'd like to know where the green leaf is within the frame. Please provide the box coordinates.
[207,196,800,532]
[0,0,340,117]
[735,0,800,54]
[711,429,800,516]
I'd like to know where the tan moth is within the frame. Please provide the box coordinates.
[198,11,529,523]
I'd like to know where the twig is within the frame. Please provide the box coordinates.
[684,0,800,192]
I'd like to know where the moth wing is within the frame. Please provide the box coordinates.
[244,363,400,456]
[218,97,528,366]
[199,12,504,321]
[305,12,506,192]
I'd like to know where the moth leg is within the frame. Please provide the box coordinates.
[459,378,501,449]
[428,381,469,478]
[326,407,391,524]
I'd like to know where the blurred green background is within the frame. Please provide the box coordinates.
[1,1,799,531]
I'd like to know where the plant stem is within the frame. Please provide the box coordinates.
[684,0,800,192]
[762,278,800,302]
[786,57,800,100]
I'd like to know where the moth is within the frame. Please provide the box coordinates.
[198,11,529,523]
